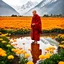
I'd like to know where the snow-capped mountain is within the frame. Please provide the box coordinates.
[24,0,64,16]
[35,0,57,8]
[0,0,64,16]
[21,1,37,10]
[11,1,38,15]
[0,0,19,16]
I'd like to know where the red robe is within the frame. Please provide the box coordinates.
[31,14,42,41]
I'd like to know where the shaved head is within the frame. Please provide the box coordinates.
[32,10,37,16]
[32,10,37,13]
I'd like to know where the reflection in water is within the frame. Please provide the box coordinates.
[10,37,58,61]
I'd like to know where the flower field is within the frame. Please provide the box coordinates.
[0,33,64,64]
[0,17,64,64]
[0,33,34,64]
[0,17,64,30]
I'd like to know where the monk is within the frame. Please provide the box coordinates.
[31,10,42,43]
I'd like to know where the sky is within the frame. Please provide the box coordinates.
[3,0,42,6]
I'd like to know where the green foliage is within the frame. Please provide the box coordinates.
[50,54,61,63]
[39,59,56,64]
[0,36,18,64]
[43,28,64,33]
[19,56,28,64]
[55,34,64,43]
[0,29,30,35]
[0,28,64,35]
[0,34,29,64]
[43,14,64,17]
[0,31,28,64]
[39,48,64,64]
[55,36,63,43]
[43,59,56,64]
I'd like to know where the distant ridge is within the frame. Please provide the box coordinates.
[0,0,19,16]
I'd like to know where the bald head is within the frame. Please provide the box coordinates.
[32,10,37,16]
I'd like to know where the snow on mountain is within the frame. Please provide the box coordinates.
[22,0,57,15]
[40,0,57,7]
[1,0,63,16]
[24,0,64,16]
[24,0,57,16]
[11,1,38,15]
[0,0,19,16]
[21,1,37,10]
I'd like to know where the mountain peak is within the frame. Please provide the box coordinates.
[21,1,38,10]
[23,0,64,16]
